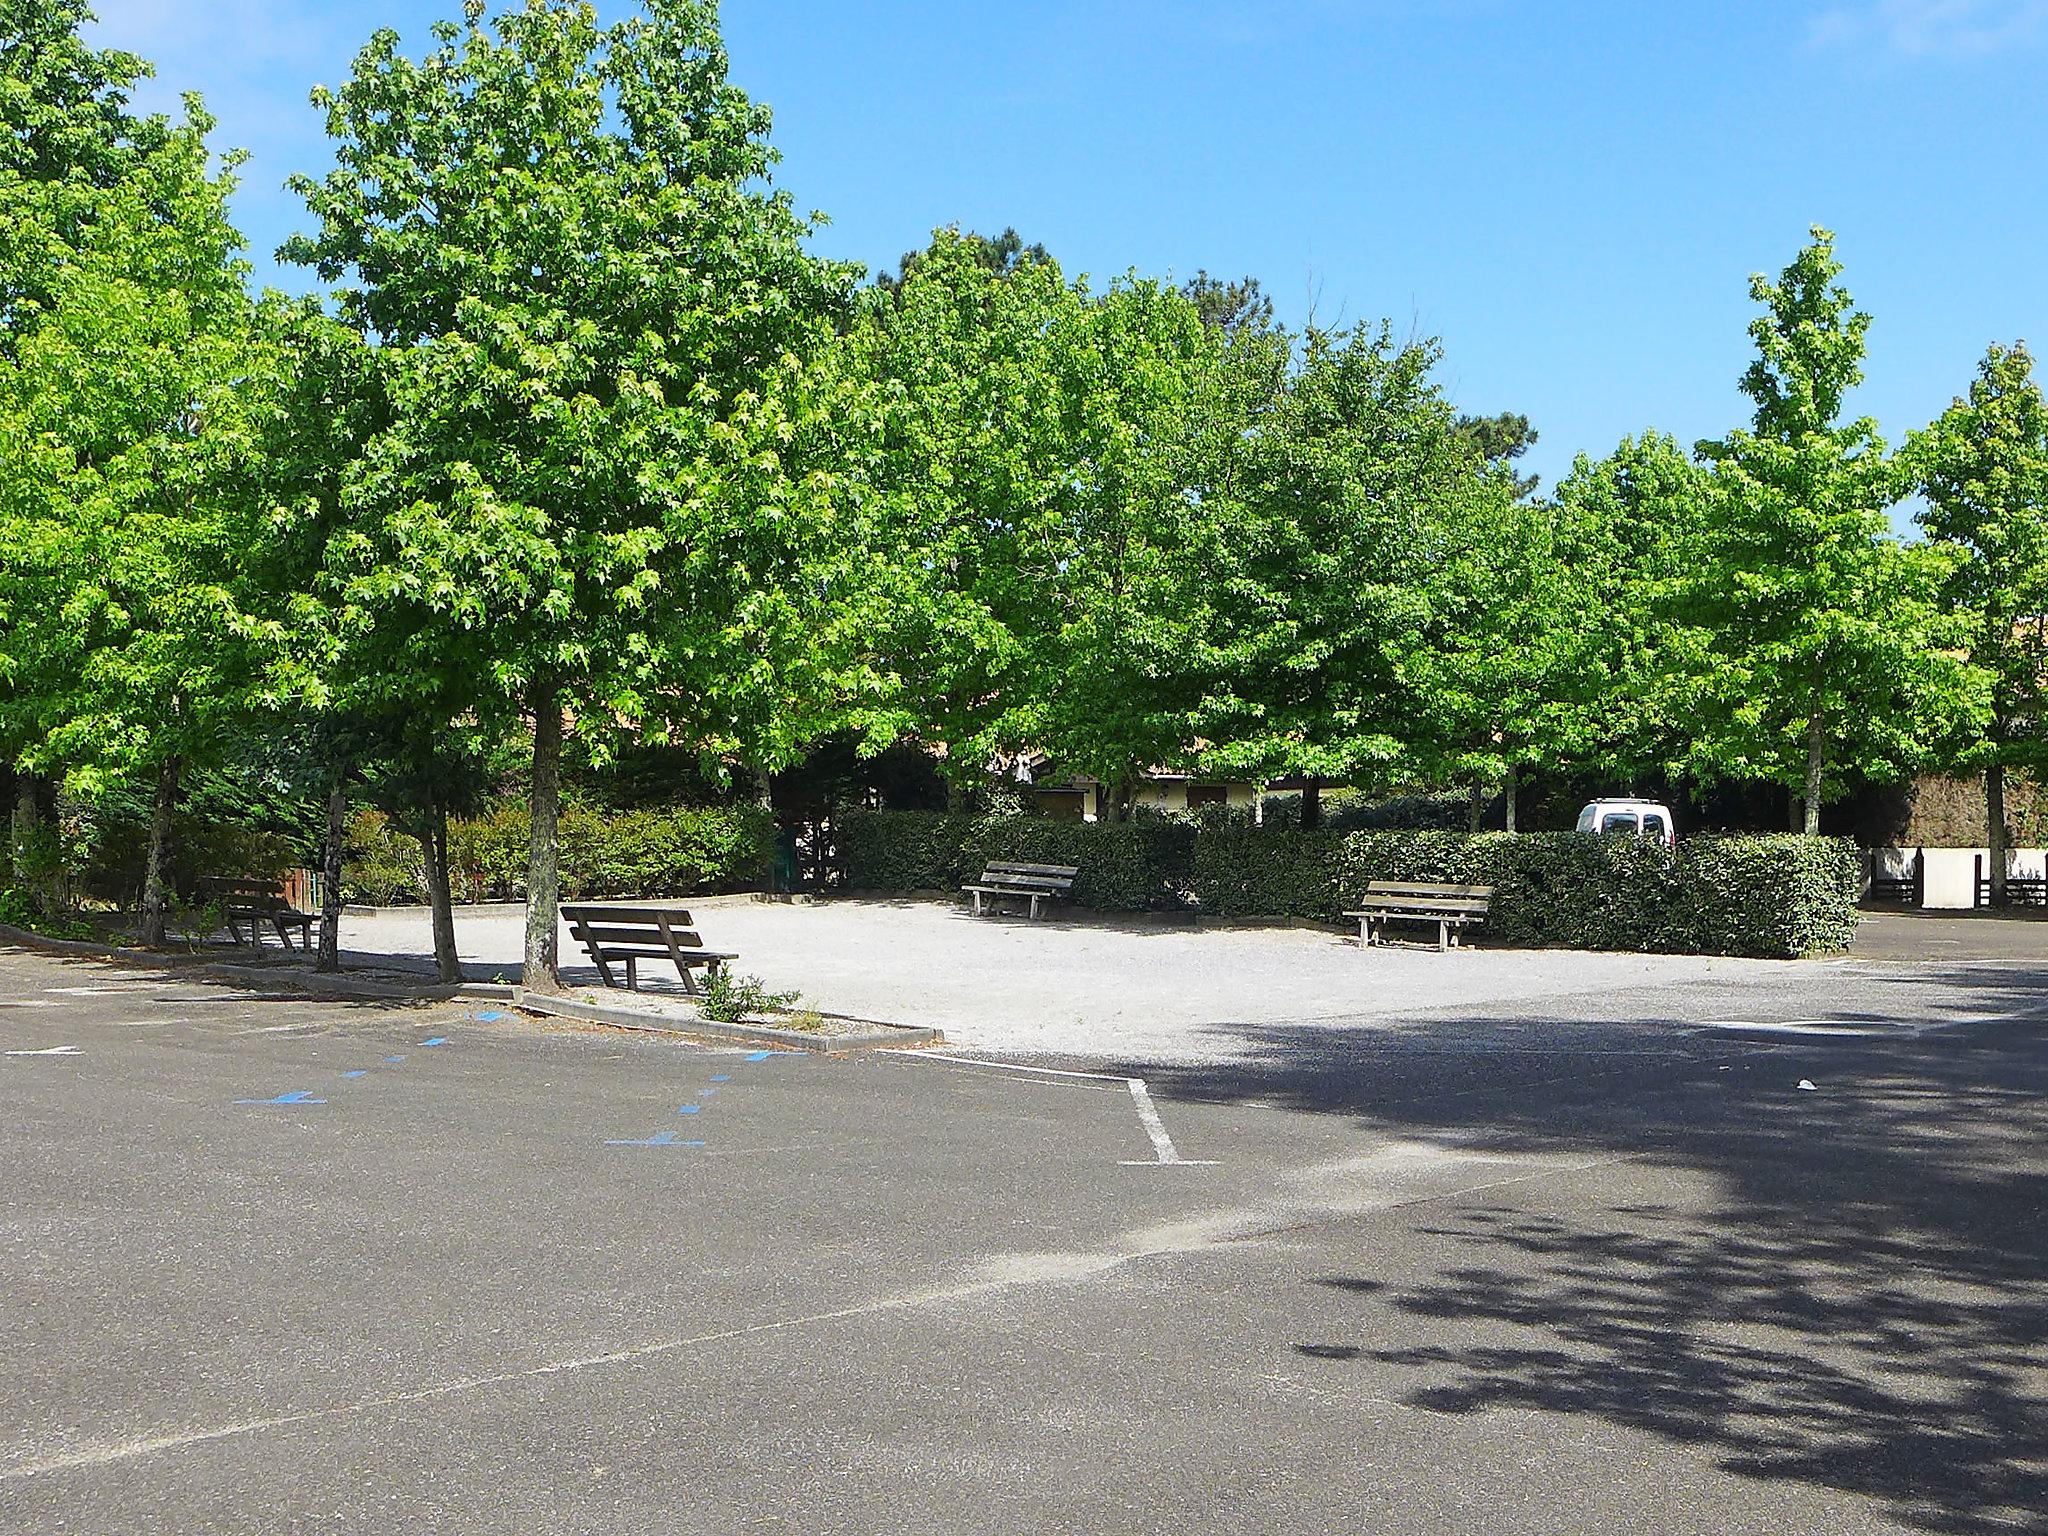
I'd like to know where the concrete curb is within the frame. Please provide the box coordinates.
[509,987,942,1054]
[0,920,514,1005]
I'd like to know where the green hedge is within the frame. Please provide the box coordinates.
[343,802,775,905]
[843,811,1860,957]
[838,810,1194,912]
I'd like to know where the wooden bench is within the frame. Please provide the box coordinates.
[560,904,738,993]
[200,877,315,951]
[1346,881,1493,951]
[961,861,1080,920]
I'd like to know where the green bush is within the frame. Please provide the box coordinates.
[1677,834,1861,958]
[342,808,425,905]
[0,886,94,941]
[84,813,299,907]
[345,801,775,905]
[843,810,1860,957]
[838,810,1194,911]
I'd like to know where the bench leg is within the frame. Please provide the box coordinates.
[971,890,984,917]
[625,955,638,992]
[1029,894,1041,920]
[590,951,619,988]
[1438,920,1449,952]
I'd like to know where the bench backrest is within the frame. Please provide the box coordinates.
[979,860,1080,891]
[560,903,708,949]
[1362,880,1493,911]
[199,877,292,908]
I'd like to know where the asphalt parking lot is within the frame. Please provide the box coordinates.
[3,941,2046,1534]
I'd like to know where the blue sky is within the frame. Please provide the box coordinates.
[86,0,2048,501]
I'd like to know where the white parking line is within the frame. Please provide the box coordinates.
[887,1050,1217,1166]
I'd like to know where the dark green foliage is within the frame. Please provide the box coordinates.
[1676,834,1862,959]
[843,811,1859,956]
[83,813,298,906]
[0,885,93,940]
[342,802,776,905]
[838,810,1194,911]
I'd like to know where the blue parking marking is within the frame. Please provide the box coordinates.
[473,1011,504,1022]
[699,1088,718,1097]
[605,1131,704,1148]
[421,1037,450,1048]
[384,1055,405,1064]
[709,1075,730,1082]
[237,1091,325,1106]
[342,1070,368,1079]
[677,1104,701,1114]
[745,1051,774,1062]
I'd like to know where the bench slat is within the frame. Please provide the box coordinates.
[569,924,711,947]
[561,904,694,926]
[588,946,737,963]
[1350,897,1491,914]
[1368,888,1499,901]
[966,876,1072,891]
[985,861,1080,878]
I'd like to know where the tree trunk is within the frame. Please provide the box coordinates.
[424,795,460,985]
[1987,761,2009,906]
[1300,779,1322,832]
[1468,782,1484,833]
[1504,768,1520,834]
[138,758,179,947]
[10,768,37,885]
[1802,711,1825,836]
[524,683,564,990]
[751,765,779,892]
[316,772,347,973]
[945,777,966,814]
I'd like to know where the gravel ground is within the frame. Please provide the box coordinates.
[338,896,1792,1063]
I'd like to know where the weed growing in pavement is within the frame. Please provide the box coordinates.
[698,969,801,1023]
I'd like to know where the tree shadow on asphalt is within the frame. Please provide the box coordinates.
[0,939,456,1013]
[1126,963,2048,1536]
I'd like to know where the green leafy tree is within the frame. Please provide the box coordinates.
[1027,276,1225,812]
[1689,228,1963,832]
[0,7,279,943]
[1192,326,1474,825]
[842,231,1085,803]
[1910,342,2048,901]
[0,0,168,896]
[1408,487,1586,830]
[285,0,863,987]
[1548,431,1714,787]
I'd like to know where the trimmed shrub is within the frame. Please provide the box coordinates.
[345,801,775,905]
[838,810,1194,911]
[844,810,1860,957]
[1677,834,1861,958]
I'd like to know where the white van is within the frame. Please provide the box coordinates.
[1576,798,1676,848]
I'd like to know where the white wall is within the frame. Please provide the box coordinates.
[1886,846,2048,909]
